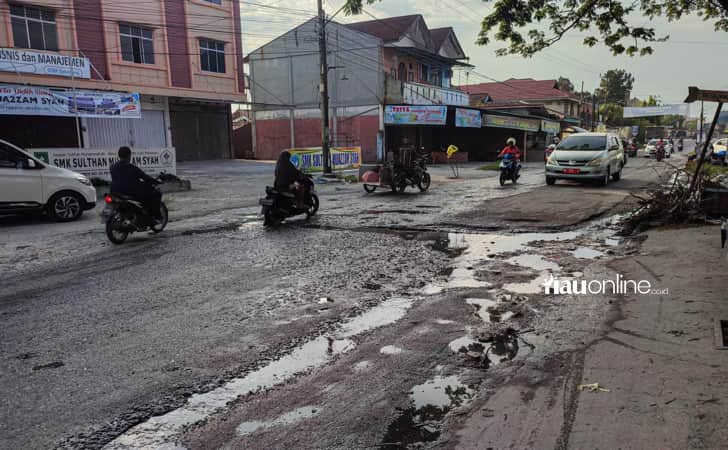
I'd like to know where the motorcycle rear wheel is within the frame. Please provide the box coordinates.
[418,173,431,192]
[106,214,129,244]
[306,194,320,218]
[150,203,169,234]
[264,209,281,227]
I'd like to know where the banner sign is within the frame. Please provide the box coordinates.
[384,105,447,125]
[0,84,141,118]
[541,120,561,134]
[631,125,639,136]
[288,147,362,173]
[483,114,539,132]
[0,48,91,78]
[32,148,175,180]
[623,104,689,118]
[455,108,482,128]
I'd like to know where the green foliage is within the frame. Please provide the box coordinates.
[478,162,501,171]
[557,76,574,92]
[595,70,634,105]
[343,0,728,57]
[598,103,624,126]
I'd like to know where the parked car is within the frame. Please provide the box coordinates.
[545,132,624,186]
[0,139,96,221]
[644,138,672,158]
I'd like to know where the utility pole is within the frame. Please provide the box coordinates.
[317,0,332,175]
[699,100,704,143]
[579,81,584,128]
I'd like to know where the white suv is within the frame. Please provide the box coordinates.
[0,139,97,222]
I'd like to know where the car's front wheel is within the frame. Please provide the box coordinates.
[546,176,556,185]
[601,167,610,187]
[48,191,84,222]
[612,164,622,181]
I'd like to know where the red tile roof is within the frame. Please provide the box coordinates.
[345,15,421,43]
[462,78,575,102]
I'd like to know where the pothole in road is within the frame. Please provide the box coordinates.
[105,297,416,449]
[381,374,474,448]
[235,405,319,436]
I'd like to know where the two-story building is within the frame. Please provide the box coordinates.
[463,78,582,124]
[247,14,471,163]
[0,0,246,168]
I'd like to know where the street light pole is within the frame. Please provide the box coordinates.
[317,0,332,175]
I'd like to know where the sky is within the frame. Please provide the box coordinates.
[240,0,728,118]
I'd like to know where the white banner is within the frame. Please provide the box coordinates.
[623,104,689,118]
[31,148,176,181]
[0,48,91,78]
[0,84,141,118]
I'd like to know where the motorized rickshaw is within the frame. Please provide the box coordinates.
[360,143,431,194]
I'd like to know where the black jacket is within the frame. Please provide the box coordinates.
[110,160,158,195]
[274,152,305,191]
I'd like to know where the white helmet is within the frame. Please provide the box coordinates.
[506,137,516,145]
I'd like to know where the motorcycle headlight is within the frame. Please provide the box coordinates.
[587,157,606,166]
[75,175,92,186]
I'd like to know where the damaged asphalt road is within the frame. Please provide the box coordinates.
[0,156,673,449]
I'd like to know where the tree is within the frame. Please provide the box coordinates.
[598,103,623,126]
[557,76,574,93]
[343,0,728,57]
[594,70,634,106]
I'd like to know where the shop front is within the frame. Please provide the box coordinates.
[0,83,177,178]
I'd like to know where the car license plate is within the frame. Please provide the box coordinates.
[563,168,580,174]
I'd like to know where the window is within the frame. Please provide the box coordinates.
[119,24,154,64]
[0,143,23,168]
[421,64,429,83]
[200,39,226,73]
[10,4,58,51]
[202,0,222,4]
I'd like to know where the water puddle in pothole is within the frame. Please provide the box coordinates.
[507,254,560,271]
[434,319,455,325]
[427,230,583,294]
[353,360,372,371]
[105,297,415,450]
[381,374,474,448]
[503,272,548,294]
[573,247,604,259]
[235,405,319,436]
[448,328,520,370]
[605,238,620,247]
[380,345,404,355]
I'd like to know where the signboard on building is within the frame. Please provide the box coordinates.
[623,104,689,118]
[384,105,447,125]
[483,114,539,132]
[0,84,141,118]
[541,120,561,134]
[455,108,482,128]
[32,147,176,180]
[0,48,91,78]
[288,147,362,173]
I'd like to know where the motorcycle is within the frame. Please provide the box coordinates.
[102,184,168,245]
[499,153,520,186]
[655,144,665,162]
[259,176,319,226]
[391,153,431,193]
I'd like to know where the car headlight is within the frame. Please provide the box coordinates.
[546,155,558,165]
[587,157,606,166]
[75,175,92,186]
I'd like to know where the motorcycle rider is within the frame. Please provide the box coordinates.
[498,137,522,178]
[678,137,684,152]
[274,150,308,208]
[110,146,162,222]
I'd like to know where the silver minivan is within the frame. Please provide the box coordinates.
[545,132,624,186]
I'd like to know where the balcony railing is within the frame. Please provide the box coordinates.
[402,81,469,107]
